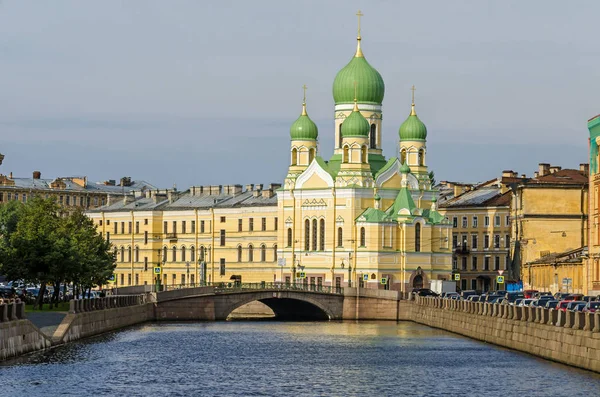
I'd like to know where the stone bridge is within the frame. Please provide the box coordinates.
[154,283,347,321]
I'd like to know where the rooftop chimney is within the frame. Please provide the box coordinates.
[549,166,562,174]
[502,170,516,178]
[538,163,550,177]
[580,163,589,176]
[262,189,275,199]
[32,171,41,179]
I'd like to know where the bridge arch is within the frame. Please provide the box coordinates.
[218,291,337,321]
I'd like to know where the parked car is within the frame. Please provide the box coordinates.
[545,300,559,309]
[531,297,553,307]
[564,294,584,301]
[489,296,505,304]
[412,288,438,297]
[505,292,525,303]
[571,302,587,312]
[460,290,478,299]
[519,299,536,307]
[554,292,570,301]
[513,298,524,306]
[495,290,507,296]
[466,295,481,302]
[442,292,459,299]
[584,302,600,313]
[557,301,573,312]
[524,290,539,299]
[582,296,596,302]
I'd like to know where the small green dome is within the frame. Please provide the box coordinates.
[341,105,370,137]
[400,162,411,174]
[332,41,385,105]
[290,104,318,140]
[399,104,427,141]
[374,193,381,201]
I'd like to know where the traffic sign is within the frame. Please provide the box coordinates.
[277,258,286,267]
[108,274,115,282]
[299,272,306,279]
[154,267,161,275]
[363,274,369,281]
[497,276,505,284]
[380,277,388,285]
[454,274,460,281]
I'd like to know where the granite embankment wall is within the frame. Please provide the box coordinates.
[0,302,52,360]
[343,288,400,320]
[400,297,600,373]
[53,295,154,344]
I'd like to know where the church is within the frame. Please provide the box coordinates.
[87,13,452,293]
[279,14,452,292]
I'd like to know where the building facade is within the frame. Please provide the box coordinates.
[503,164,589,294]
[437,180,511,293]
[586,114,600,295]
[87,16,453,291]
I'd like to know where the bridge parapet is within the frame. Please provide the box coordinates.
[69,295,149,314]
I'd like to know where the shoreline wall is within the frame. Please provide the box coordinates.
[400,297,600,373]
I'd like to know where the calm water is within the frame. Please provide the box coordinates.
[1,321,600,397]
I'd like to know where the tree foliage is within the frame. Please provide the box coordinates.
[0,197,115,308]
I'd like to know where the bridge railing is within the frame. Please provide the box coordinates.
[160,282,343,295]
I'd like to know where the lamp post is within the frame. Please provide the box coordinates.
[186,262,190,287]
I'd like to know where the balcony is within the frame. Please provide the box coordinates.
[454,245,470,255]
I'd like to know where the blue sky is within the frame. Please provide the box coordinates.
[0,1,598,188]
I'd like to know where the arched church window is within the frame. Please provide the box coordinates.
[309,148,315,163]
[127,246,131,262]
[360,228,366,247]
[291,148,298,166]
[401,149,407,165]
[418,149,424,166]
[190,246,195,262]
[305,220,310,251]
[337,227,343,247]
[312,219,317,251]
[237,246,242,262]
[319,219,325,251]
[343,146,349,163]
[361,146,367,163]
[415,223,421,252]
[172,246,177,262]
[181,246,186,262]
[287,228,293,247]
[162,246,167,262]
[370,124,376,149]
[260,244,266,262]
[248,244,254,262]
[339,124,343,148]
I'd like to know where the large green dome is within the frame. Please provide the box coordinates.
[332,41,385,105]
[290,104,318,140]
[341,104,370,137]
[399,105,427,141]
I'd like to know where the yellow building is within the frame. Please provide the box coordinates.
[586,114,600,295]
[87,14,453,292]
[502,164,589,293]
[437,179,511,292]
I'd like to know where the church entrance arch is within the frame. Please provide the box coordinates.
[412,275,423,289]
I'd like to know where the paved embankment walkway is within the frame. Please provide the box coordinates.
[26,312,68,337]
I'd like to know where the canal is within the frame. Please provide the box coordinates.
[1,321,599,396]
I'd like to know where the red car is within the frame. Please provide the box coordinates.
[557,300,573,312]
[524,290,539,299]
[584,302,600,313]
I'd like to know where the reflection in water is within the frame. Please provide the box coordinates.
[1,321,599,397]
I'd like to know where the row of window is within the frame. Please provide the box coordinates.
[338,123,377,149]
[453,255,509,271]
[116,273,197,287]
[0,192,103,207]
[236,244,278,262]
[452,215,510,229]
[453,234,510,249]
[237,217,278,232]
[105,217,278,236]
[117,245,208,263]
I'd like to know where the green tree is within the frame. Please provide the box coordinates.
[0,200,25,280]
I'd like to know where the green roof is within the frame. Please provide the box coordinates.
[333,51,385,105]
[399,105,427,141]
[290,104,318,140]
[400,162,411,174]
[388,186,416,217]
[341,106,370,137]
[374,157,398,180]
[423,209,446,224]
[357,207,395,223]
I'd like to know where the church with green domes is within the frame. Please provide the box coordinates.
[278,13,452,292]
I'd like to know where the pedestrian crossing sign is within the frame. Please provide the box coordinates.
[497,276,505,284]
[299,272,306,279]
[380,277,388,285]
[363,274,369,281]
[454,274,460,281]
[154,267,161,275]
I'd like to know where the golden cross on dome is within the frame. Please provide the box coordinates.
[302,84,307,104]
[411,85,416,105]
[356,10,364,38]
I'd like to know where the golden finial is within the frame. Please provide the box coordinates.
[355,10,364,58]
[410,85,417,116]
[301,84,307,116]
[353,81,359,111]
